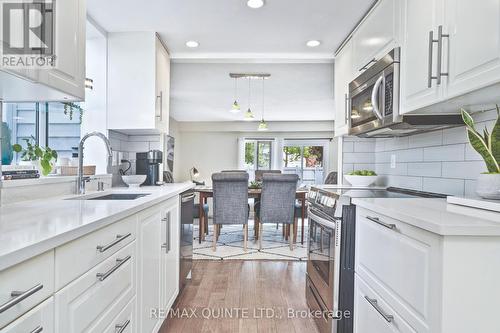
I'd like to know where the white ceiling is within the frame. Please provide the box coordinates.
[87,0,374,59]
[170,62,335,121]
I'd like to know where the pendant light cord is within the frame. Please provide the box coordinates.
[248,77,251,110]
[261,78,265,121]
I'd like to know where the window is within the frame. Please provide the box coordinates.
[243,139,274,180]
[1,102,81,165]
[282,140,328,185]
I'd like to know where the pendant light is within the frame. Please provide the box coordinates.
[257,78,268,131]
[243,77,255,121]
[230,78,240,113]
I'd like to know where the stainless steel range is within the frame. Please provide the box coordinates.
[306,186,446,333]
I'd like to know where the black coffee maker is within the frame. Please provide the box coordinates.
[136,150,163,186]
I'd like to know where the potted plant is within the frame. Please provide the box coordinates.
[344,170,378,187]
[461,107,500,199]
[12,136,58,176]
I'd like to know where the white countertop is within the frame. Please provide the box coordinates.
[0,182,195,271]
[352,197,500,236]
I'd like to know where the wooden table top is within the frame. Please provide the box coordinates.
[195,186,309,195]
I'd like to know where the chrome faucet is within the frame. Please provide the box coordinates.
[77,131,113,195]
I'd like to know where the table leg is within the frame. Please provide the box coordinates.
[301,195,305,245]
[199,194,204,244]
[204,197,209,235]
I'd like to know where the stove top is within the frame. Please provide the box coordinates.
[310,186,447,200]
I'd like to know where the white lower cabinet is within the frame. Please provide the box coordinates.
[0,297,54,333]
[103,297,136,333]
[54,242,136,333]
[160,200,180,313]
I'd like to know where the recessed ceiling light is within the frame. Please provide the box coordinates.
[306,40,321,48]
[186,41,199,48]
[247,0,264,9]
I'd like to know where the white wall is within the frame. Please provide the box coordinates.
[170,120,337,185]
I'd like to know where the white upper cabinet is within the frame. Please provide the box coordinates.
[0,0,86,101]
[443,0,500,99]
[400,0,444,113]
[334,38,354,137]
[107,32,170,134]
[352,0,400,73]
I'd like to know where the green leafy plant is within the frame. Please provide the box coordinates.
[63,102,84,123]
[12,136,58,176]
[347,170,377,176]
[249,181,262,189]
[461,107,500,174]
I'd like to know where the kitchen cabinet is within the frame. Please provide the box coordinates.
[160,200,180,312]
[0,297,54,333]
[334,38,354,137]
[0,0,86,101]
[107,32,170,134]
[352,0,400,73]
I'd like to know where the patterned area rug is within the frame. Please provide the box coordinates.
[193,219,308,261]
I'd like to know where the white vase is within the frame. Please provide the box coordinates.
[476,173,500,200]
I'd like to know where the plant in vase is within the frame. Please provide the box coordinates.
[461,107,500,199]
[12,136,58,176]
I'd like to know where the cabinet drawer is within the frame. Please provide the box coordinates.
[0,251,54,328]
[355,207,440,328]
[0,297,54,333]
[354,274,418,333]
[55,241,136,333]
[103,297,135,333]
[55,215,137,289]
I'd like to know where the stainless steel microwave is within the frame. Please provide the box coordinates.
[348,48,401,136]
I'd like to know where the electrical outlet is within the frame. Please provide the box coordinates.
[390,154,396,169]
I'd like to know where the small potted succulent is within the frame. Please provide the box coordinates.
[344,169,378,187]
[12,136,58,176]
[461,108,500,199]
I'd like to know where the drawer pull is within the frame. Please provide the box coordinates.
[30,326,43,333]
[115,319,130,333]
[0,283,43,313]
[366,216,396,230]
[97,233,132,253]
[364,296,394,323]
[96,255,131,281]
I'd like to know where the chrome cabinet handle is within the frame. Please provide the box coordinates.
[359,58,377,72]
[115,319,130,333]
[0,284,43,313]
[30,326,43,333]
[371,75,384,120]
[166,212,171,253]
[96,255,131,281]
[97,233,132,253]
[366,216,396,230]
[181,194,196,202]
[156,91,163,121]
[344,93,349,125]
[436,25,449,85]
[364,296,394,323]
[428,30,439,87]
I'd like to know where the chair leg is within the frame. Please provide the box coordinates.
[213,224,217,252]
[289,224,294,251]
[255,217,259,241]
[276,223,279,229]
[285,224,289,241]
[293,218,298,244]
[244,224,248,252]
[259,223,263,250]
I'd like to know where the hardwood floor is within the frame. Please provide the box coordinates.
[160,260,320,333]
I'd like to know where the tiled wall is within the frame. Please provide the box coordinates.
[108,130,161,185]
[342,110,497,197]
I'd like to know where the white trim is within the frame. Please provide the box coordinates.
[171,53,334,64]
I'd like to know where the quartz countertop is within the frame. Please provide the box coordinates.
[0,182,195,271]
[352,197,500,236]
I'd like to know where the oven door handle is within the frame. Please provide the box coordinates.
[371,75,384,120]
[308,209,337,230]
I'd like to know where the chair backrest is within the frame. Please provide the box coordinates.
[254,169,281,182]
[324,171,338,185]
[212,172,249,225]
[260,174,299,225]
[221,170,247,173]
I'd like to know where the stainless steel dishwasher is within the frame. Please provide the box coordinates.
[179,189,195,291]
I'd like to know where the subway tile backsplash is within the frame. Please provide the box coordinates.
[342,110,496,197]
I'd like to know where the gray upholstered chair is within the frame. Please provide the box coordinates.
[256,173,299,250]
[211,172,249,251]
[254,169,281,182]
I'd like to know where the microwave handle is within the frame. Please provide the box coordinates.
[371,75,384,120]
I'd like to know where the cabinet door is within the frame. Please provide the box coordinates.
[0,297,54,333]
[400,0,444,113]
[352,0,398,73]
[155,38,170,134]
[444,0,500,98]
[137,209,162,333]
[40,0,85,100]
[160,201,180,313]
[334,39,354,137]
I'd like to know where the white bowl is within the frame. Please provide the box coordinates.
[344,175,378,187]
[122,175,147,187]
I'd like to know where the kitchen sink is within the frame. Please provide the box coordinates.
[68,193,151,200]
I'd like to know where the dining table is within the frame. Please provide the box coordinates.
[195,186,308,244]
